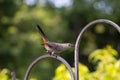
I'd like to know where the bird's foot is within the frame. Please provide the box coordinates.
[50,52,57,58]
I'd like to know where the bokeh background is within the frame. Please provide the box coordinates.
[0,0,120,79]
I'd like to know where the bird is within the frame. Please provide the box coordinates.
[36,25,73,55]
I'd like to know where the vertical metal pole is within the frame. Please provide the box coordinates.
[74,24,89,80]
[74,19,120,80]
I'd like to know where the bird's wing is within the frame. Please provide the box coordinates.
[47,41,65,51]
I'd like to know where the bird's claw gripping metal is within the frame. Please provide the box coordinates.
[48,51,58,58]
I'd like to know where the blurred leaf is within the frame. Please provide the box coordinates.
[89,45,118,63]
[0,68,10,80]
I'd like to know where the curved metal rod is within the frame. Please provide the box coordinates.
[24,54,75,80]
[74,19,120,80]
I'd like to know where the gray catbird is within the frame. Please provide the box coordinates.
[36,25,73,54]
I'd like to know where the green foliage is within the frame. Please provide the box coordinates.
[89,45,118,63]
[0,68,37,80]
[0,68,11,80]
[53,46,120,80]
[53,64,72,80]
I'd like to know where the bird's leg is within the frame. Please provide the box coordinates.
[51,51,57,58]
[51,51,54,55]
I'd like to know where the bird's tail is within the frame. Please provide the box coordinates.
[36,25,48,43]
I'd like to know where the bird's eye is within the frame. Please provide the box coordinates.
[68,43,74,47]
[68,43,71,46]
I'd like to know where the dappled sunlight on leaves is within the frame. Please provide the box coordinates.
[53,64,72,80]
[54,46,120,80]
[89,45,118,63]
[0,69,10,80]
